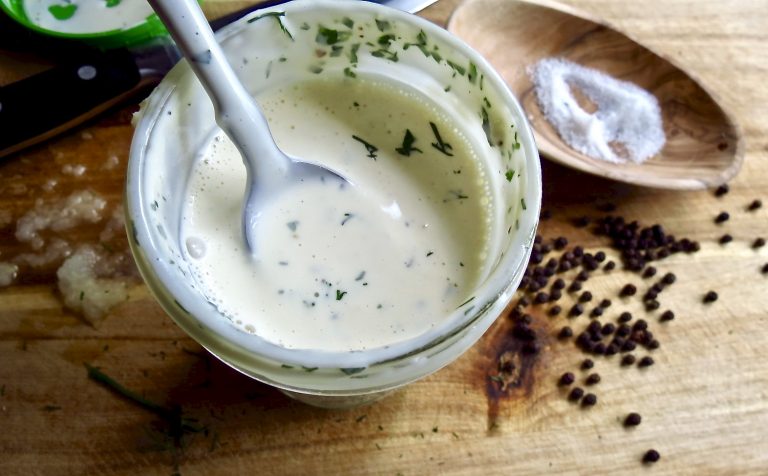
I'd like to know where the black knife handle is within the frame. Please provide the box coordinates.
[0,48,144,158]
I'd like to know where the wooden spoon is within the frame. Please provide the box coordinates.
[447,0,744,190]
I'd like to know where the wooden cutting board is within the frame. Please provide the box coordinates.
[1,1,767,474]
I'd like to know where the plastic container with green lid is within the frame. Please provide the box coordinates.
[0,0,168,48]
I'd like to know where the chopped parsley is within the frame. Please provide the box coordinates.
[429,122,454,156]
[375,19,391,31]
[247,11,293,41]
[395,129,422,156]
[336,290,347,301]
[352,135,379,160]
[316,26,351,45]
[505,170,515,182]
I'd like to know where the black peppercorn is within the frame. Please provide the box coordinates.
[642,449,660,463]
[618,312,633,323]
[558,326,573,339]
[703,291,718,303]
[581,359,594,370]
[559,372,575,386]
[638,356,655,367]
[659,310,675,322]
[568,387,584,402]
[585,373,601,385]
[581,393,597,406]
[625,413,642,426]
[620,284,637,297]
[621,354,636,366]
[715,211,730,224]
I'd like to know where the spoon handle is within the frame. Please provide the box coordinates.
[147,0,290,177]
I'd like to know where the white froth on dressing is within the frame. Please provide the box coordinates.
[182,77,493,352]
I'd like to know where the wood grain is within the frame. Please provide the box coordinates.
[447,0,744,190]
[1,1,768,475]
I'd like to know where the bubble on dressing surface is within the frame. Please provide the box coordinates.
[186,236,207,259]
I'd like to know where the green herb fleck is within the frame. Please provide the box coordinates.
[341,213,354,226]
[378,33,396,47]
[481,107,492,145]
[371,49,398,62]
[281,364,294,369]
[395,129,422,156]
[287,220,299,232]
[429,122,454,156]
[330,45,344,57]
[521,198,527,210]
[505,170,515,182]
[247,11,293,41]
[355,271,366,281]
[467,62,478,84]
[444,85,452,92]
[480,74,485,90]
[483,97,492,109]
[309,65,324,74]
[352,135,378,160]
[336,290,347,301]
[375,19,391,31]
[300,22,310,30]
[79,291,84,301]
[302,366,319,373]
[343,67,357,78]
[105,0,120,7]
[457,296,475,308]
[316,26,351,45]
[447,60,466,76]
[349,43,361,63]
[342,17,354,29]
[341,367,366,375]
[426,251,434,257]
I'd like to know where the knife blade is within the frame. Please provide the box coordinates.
[0,0,439,159]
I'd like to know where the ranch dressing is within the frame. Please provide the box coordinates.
[181,77,493,352]
[23,0,154,34]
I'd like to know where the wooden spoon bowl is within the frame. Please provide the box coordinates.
[447,0,744,190]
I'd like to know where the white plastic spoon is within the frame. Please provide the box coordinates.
[147,0,344,252]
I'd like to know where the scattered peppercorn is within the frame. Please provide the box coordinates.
[550,305,563,317]
[590,307,604,318]
[601,323,616,335]
[552,278,565,290]
[581,359,594,370]
[594,251,606,263]
[568,281,583,293]
[642,266,657,278]
[618,312,633,323]
[703,291,718,303]
[581,393,597,406]
[624,413,642,426]
[559,372,575,386]
[616,324,631,338]
[762,263,768,274]
[715,211,730,224]
[647,339,660,350]
[638,356,655,367]
[753,238,766,249]
[534,292,549,304]
[599,299,612,308]
[621,341,637,352]
[604,261,616,271]
[585,373,601,385]
[573,216,591,227]
[568,387,585,402]
[550,289,562,301]
[632,320,648,331]
[621,354,636,366]
[554,237,568,250]
[645,299,661,311]
[642,449,660,464]
[620,284,637,297]
[659,310,675,322]
[661,273,676,285]
[569,304,584,317]
[558,326,573,339]
[747,199,762,211]
[576,270,590,282]
[719,234,733,245]
[714,184,729,197]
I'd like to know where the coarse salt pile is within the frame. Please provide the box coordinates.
[530,58,665,164]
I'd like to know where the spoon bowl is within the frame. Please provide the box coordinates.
[448,0,744,190]
[148,0,343,252]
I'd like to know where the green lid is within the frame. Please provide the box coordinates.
[0,0,169,49]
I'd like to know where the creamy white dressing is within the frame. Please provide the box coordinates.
[181,77,493,352]
[23,0,154,34]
